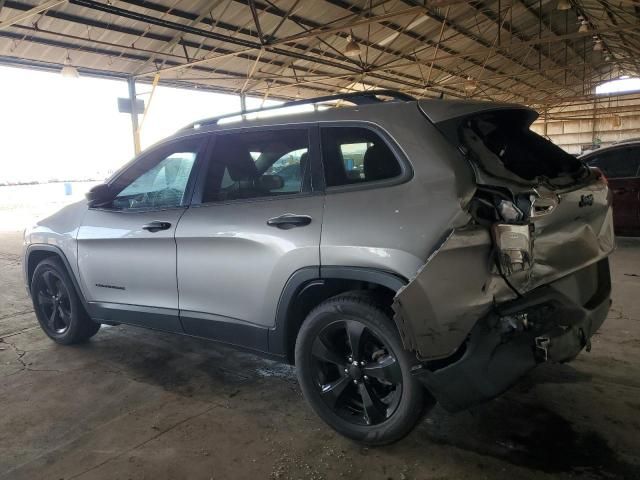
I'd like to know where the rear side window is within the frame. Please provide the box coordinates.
[202,129,309,203]
[321,127,401,187]
[586,147,640,179]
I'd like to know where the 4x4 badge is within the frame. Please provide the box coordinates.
[579,194,594,207]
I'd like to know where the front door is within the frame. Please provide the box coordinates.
[77,135,207,331]
[175,127,322,351]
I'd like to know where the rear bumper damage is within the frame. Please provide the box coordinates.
[393,185,614,411]
[410,258,611,411]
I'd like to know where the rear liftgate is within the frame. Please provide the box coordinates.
[393,106,615,411]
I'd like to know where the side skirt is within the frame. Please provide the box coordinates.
[87,302,182,333]
[87,302,283,361]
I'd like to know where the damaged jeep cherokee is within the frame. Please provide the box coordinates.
[23,91,614,445]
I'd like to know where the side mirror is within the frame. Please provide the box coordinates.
[85,183,114,207]
[257,174,284,191]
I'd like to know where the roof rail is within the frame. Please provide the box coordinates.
[183,90,414,130]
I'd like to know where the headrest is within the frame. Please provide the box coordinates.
[363,144,400,181]
[221,139,258,181]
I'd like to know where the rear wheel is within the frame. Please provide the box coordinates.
[295,293,426,445]
[31,257,100,344]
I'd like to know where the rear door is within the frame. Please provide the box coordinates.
[77,135,207,331]
[175,126,323,352]
[586,146,640,235]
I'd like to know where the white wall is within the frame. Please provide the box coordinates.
[531,94,640,155]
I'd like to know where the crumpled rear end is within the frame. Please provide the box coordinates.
[394,177,614,362]
[394,102,615,411]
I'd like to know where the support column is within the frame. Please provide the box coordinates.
[240,93,247,121]
[127,77,141,155]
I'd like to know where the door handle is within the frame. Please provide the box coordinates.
[266,214,312,229]
[142,221,172,232]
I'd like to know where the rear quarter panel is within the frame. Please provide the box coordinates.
[320,103,474,280]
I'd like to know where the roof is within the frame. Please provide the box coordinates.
[1,0,639,106]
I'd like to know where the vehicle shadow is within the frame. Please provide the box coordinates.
[67,325,639,479]
[411,364,639,479]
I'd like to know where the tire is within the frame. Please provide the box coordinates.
[30,257,100,345]
[295,292,426,445]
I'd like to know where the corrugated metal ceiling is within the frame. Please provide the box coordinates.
[1,0,638,106]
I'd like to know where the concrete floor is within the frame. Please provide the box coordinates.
[1,230,639,480]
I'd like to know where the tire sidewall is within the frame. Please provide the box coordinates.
[31,259,87,345]
[295,296,424,445]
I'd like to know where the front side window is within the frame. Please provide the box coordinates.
[321,127,401,187]
[110,138,202,210]
[202,129,309,203]
[587,147,640,179]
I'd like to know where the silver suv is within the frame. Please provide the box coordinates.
[23,91,614,445]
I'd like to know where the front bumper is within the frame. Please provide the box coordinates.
[412,258,611,412]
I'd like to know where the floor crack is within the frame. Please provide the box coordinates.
[0,309,34,321]
[0,337,64,374]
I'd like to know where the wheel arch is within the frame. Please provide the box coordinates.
[269,266,408,364]
[25,245,89,311]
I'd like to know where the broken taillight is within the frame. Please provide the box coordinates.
[491,223,533,275]
[591,166,608,186]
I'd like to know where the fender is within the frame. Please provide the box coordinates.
[268,266,408,359]
[25,244,91,312]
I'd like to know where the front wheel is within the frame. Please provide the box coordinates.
[31,257,100,345]
[295,293,426,445]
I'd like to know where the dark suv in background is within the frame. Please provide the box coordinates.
[582,140,640,236]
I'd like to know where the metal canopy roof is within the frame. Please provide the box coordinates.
[1,0,639,106]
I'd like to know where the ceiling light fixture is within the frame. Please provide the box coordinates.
[578,20,589,33]
[557,0,571,10]
[344,35,361,58]
[464,76,478,93]
[593,39,603,52]
[60,55,79,78]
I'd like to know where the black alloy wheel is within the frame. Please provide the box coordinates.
[35,270,73,335]
[295,293,427,445]
[31,257,100,344]
[312,319,403,426]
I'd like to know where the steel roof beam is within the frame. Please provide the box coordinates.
[58,0,451,95]
[322,0,555,100]
[244,0,541,98]
[395,0,567,98]
[0,0,66,31]
[79,0,500,98]
[467,1,583,85]
[0,29,342,96]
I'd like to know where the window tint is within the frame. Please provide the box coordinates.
[587,147,640,178]
[111,138,201,210]
[202,129,309,203]
[321,127,401,187]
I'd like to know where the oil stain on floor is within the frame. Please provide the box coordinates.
[420,400,639,479]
